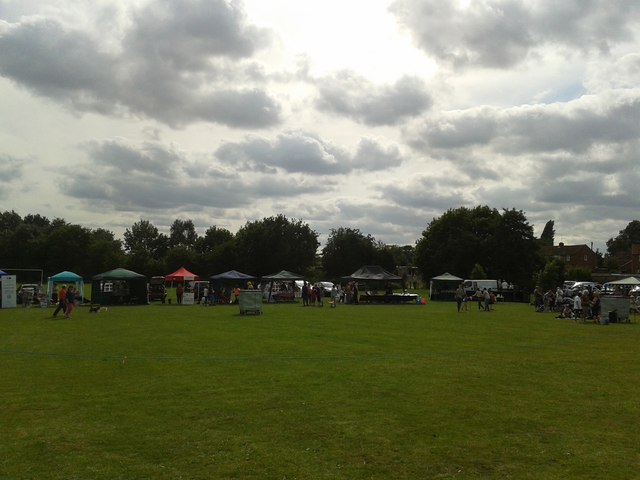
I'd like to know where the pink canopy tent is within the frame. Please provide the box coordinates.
[165,266,200,282]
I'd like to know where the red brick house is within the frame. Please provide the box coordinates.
[541,242,597,271]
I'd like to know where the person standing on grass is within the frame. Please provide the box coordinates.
[301,281,309,306]
[53,285,67,317]
[475,288,484,310]
[330,284,338,308]
[580,290,591,321]
[64,286,76,318]
[591,291,601,323]
[176,283,184,304]
[455,284,465,312]
[483,288,491,312]
[573,292,582,320]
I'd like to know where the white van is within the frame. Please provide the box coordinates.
[463,279,498,293]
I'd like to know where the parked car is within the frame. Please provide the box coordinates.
[148,276,167,303]
[568,282,598,296]
[316,282,335,297]
[16,283,41,305]
[189,281,211,303]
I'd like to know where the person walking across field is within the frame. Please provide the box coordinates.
[53,285,67,318]
[64,286,76,318]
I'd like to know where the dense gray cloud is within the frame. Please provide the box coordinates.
[0,154,24,183]
[315,72,432,125]
[64,139,328,213]
[406,90,640,155]
[0,0,281,127]
[390,0,640,68]
[215,132,402,174]
[0,154,25,200]
[1,0,639,251]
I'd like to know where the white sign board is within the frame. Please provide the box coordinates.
[1,275,17,308]
[182,292,195,305]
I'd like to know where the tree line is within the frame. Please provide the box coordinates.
[0,211,410,282]
[1,209,637,291]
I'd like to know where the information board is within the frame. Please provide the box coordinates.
[1,275,17,308]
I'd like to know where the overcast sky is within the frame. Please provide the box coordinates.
[1,0,639,252]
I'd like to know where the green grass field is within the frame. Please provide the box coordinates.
[1,299,639,479]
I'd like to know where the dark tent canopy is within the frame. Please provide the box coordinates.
[344,265,402,282]
[261,270,304,303]
[210,270,257,301]
[211,270,256,281]
[92,268,147,305]
[262,270,305,280]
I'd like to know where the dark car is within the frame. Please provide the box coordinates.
[148,276,167,303]
[189,281,211,303]
[17,284,41,305]
[316,282,334,297]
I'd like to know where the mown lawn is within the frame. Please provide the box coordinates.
[1,300,639,479]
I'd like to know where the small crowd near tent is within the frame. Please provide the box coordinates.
[531,276,640,323]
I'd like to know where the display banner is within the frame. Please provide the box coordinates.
[182,292,195,305]
[1,275,17,308]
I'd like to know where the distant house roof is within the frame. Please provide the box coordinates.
[541,243,594,257]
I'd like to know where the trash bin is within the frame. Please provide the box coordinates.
[239,289,262,315]
[608,310,617,323]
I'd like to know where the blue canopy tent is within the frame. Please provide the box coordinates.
[47,270,85,303]
[210,270,257,303]
[211,270,256,282]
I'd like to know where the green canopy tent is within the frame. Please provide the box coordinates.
[47,270,85,303]
[91,268,147,305]
[261,270,305,302]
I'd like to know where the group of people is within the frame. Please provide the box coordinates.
[454,285,495,312]
[300,281,326,307]
[52,284,77,318]
[533,285,603,322]
[299,282,344,308]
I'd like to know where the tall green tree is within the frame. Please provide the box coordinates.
[84,228,125,275]
[539,220,555,246]
[234,214,319,277]
[414,206,496,281]
[415,206,541,291]
[321,227,378,278]
[169,219,198,250]
[196,226,236,275]
[123,219,169,257]
[606,220,640,255]
[534,259,564,291]
[490,208,542,289]
[123,219,169,276]
[42,224,92,275]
